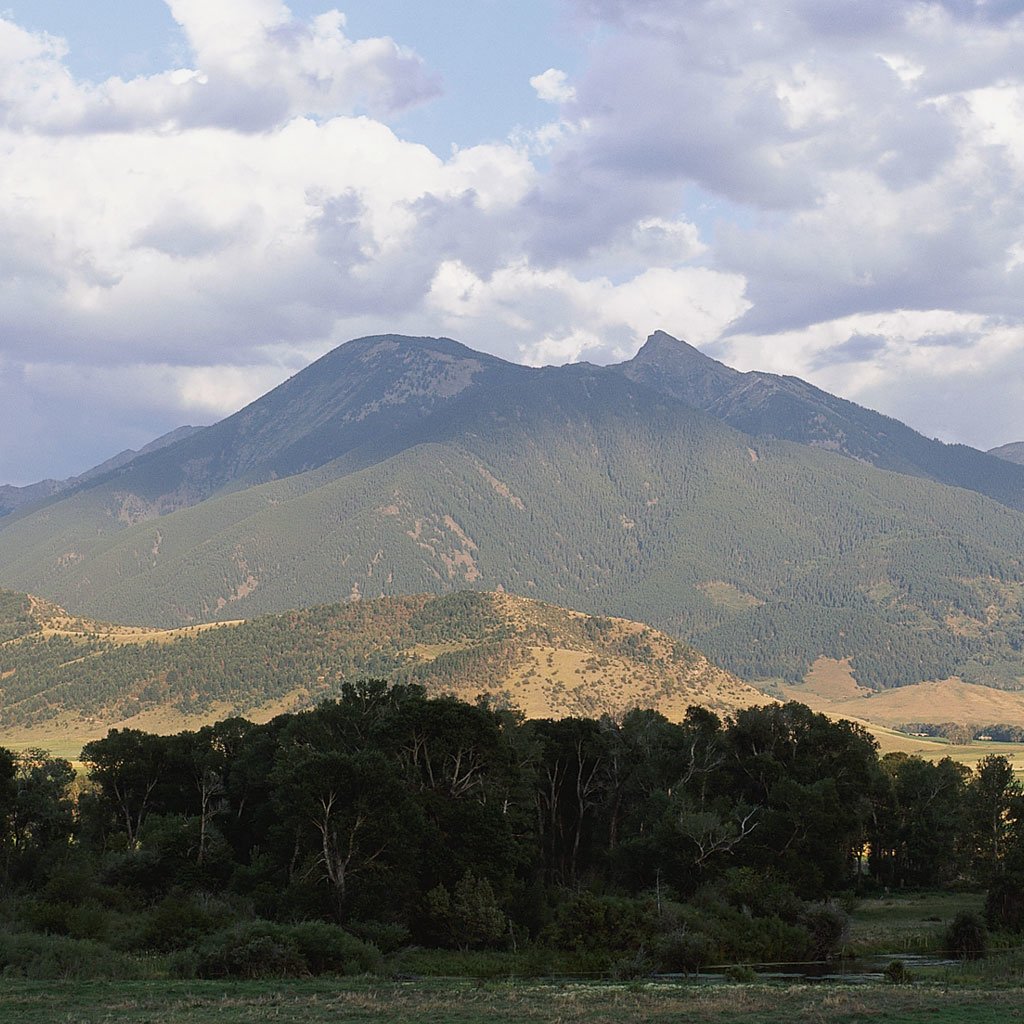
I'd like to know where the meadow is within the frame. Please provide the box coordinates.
[2,977,1021,1024]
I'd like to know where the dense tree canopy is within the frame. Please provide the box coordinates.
[3,690,1023,977]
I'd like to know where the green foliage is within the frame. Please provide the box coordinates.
[800,902,851,960]
[543,893,652,954]
[724,963,758,982]
[424,871,508,950]
[884,958,914,984]
[0,931,144,980]
[0,591,721,729]
[986,872,1024,933]
[188,921,307,979]
[0,590,36,643]
[188,920,380,978]
[283,921,383,975]
[944,911,988,960]
[4,690,1024,983]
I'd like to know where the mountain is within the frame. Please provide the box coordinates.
[4,334,1024,693]
[0,589,765,749]
[0,425,203,517]
[619,331,1024,511]
[990,442,1024,466]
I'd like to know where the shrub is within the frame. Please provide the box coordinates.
[345,919,410,954]
[193,922,306,978]
[986,874,1024,933]
[609,948,654,980]
[543,892,652,953]
[286,921,382,974]
[138,892,237,952]
[944,911,988,960]
[725,964,758,982]
[192,920,380,979]
[425,871,507,950]
[717,869,802,923]
[800,901,850,960]
[0,931,142,980]
[651,928,712,972]
[884,959,913,985]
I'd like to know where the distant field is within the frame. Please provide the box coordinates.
[847,891,984,955]
[4,979,1024,1024]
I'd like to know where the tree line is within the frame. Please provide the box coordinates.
[2,689,1023,978]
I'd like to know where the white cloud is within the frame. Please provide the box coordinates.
[0,2,438,134]
[530,67,577,104]
[428,259,749,363]
[6,0,1024,478]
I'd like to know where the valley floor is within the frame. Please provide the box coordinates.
[4,977,1022,1024]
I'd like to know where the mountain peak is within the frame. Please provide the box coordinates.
[623,331,739,403]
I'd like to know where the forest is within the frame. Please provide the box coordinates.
[1,688,1021,980]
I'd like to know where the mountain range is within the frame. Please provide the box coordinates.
[3,332,1024,693]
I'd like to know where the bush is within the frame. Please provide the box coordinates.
[944,911,988,960]
[884,959,913,985]
[192,920,381,979]
[424,871,507,950]
[609,948,654,980]
[193,922,306,979]
[344,919,410,955]
[800,901,850,960]
[717,869,802,923]
[0,931,143,980]
[286,921,382,974]
[651,928,713,972]
[679,895,814,966]
[987,874,1024,933]
[543,892,652,953]
[138,892,239,952]
[725,964,758,982]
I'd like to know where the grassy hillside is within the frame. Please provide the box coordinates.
[0,589,766,749]
[5,338,1024,691]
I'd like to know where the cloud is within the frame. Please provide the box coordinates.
[530,68,577,104]
[555,0,1024,327]
[428,260,749,365]
[809,333,887,369]
[0,2,438,134]
[5,0,1024,479]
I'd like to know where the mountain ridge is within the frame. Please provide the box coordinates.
[0,425,204,518]
[619,331,1024,511]
[990,441,1024,466]
[4,332,1024,693]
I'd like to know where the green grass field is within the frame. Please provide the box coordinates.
[846,891,985,955]
[2,978,1022,1024]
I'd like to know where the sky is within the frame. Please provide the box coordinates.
[2,0,1024,483]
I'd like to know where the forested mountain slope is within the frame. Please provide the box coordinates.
[3,335,1024,691]
[0,426,202,517]
[0,589,763,742]
[619,331,1024,511]
[0,336,514,526]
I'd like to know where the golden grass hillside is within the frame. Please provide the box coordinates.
[0,589,771,755]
